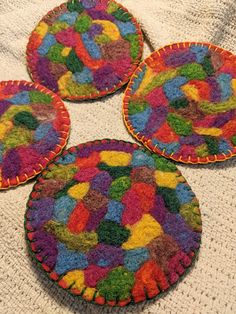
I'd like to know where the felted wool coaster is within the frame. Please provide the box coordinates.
[0,81,70,189]
[25,139,201,307]
[26,0,143,101]
[123,42,236,164]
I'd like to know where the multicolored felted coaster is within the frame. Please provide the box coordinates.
[123,42,236,164]
[26,0,143,101]
[25,139,201,306]
[0,81,70,189]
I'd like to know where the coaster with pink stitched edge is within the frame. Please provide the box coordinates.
[123,42,236,164]
[25,139,201,307]
[26,0,143,101]
[0,81,70,189]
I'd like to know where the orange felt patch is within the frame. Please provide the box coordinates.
[145,56,169,73]
[76,152,101,168]
[187,80,210,101]
[131,260,169,303]
[222,119,236,138]
[28,32,42,51]
[153,122,180,143]
[132,183,155,213]
[67,202,90,233]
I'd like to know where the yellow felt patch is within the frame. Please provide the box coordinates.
[93,20,120,41]
[0,121,13,140]
[232,79,236,96]
[61,47,72,57]
[181,84,200,101]
[62,270,85,290]
[136,66,155,96]
[83,288,96,300]
[68,182,90,200]
[122,214,163,250]
[100,151,131,166]
[154,170,179,189]
[194,127,222,137]
[35,21,48,38]
[58,71,72,97]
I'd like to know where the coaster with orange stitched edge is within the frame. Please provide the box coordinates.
[26,0,143,101]
[0,81,70,189]
[25,139,201,307]
[123,42,236,164]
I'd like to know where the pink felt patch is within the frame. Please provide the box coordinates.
[17,147,41,172]
[55,27,77,47]
[193,115,216,128]
[178,145,197,159]
[74,167,100,182]
[145,87,168,108]
[84,265,110,287]
[122,189,142,225]
[109,57,132,78]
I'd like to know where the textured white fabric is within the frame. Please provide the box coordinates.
[0,1,236,313]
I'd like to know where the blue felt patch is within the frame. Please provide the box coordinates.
[130,107,152,132]
[217,73,232,101]
[115,21,136,37]
[152,139,180,155]
[53,196,76,224]
[176,183,194,204]
[34,123,52,141]
[97,258,110,267]
[163,76,188,101]
[131,149,155,168]
[55,243,88,275]
[58,12,79,25]
[218,139,232,154]
[72,67,93,84]
[57,153,76,165]
[81,33,101,59]
[124,248,150,272]
[8,91,30,104]
[0,144,4,163]
[131,65,146,93]
[38,34,57,56]
[105,200,124,223]
[190,45,209,63]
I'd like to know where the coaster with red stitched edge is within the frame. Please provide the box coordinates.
[25,139,201,306]
[26,0,143,101]
[0,80,70,189]
[123,42,236,164]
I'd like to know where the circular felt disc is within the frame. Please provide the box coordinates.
[26,0,143,101]
[0,81,70,189]
[123,42,236,164]
[25,139,201,306]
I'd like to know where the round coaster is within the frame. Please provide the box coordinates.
[27,0,143,101]
[0,81,70,189]
[123,42,236,164]
[25,139,201,306]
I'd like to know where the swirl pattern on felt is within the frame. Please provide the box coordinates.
[25,140,201,306]
[0,81,70,189]
[123,42,236,164]
[26,0,143,100]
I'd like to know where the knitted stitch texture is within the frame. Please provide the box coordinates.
[26,0,143,100]
[0,0,235,313]
[0,81,70,189]
[123,42,236,164]
[25,140,201,306]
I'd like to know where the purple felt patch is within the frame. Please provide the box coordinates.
[29,197,55,229]
[164,50,196,67]
[206,77,221,102]
[2,148,21,179]
[87,243,124,268]
[212,110,234,128]
[88,9,115,21]
[91,171,113,195]
[36,58,59,92]
[151,195,168,224]
[33,230,58,269]
[180,134,205,146]
[144,106,168,137]
[86,206,107,231]
[93,65,120,91]
[0,100,10,116]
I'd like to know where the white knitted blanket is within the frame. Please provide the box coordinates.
[0,1,235,313]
